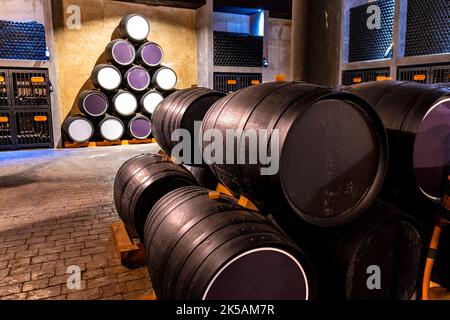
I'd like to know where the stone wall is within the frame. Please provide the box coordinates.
[0,0,44,22]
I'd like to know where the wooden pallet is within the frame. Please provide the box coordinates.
[215,183,259,211]
[64,138,156,149]
[139,291,158,300]
[111,221,146,270]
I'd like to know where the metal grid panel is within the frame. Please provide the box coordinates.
[213,31,264,67]
[342,68,390,86]
[0,70,8,108]
[14,109,53,147]
[365,68,391,82]
[214,73,262,93]
[11,70,50,107]
[397,66,431,84]
[348,0,395,62]
[405,0,450,57]
[0,20,48,61]
[431,65,450,84]
[342,70,365,86]
[0,111,13,148]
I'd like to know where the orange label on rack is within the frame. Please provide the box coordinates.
[34,116,47,122]
[0,76,4,82]
[413,74,426,81]
[353,77,362,83]
[376,76,392,81]
[227,80,237,85]
[251,80,260,85]
[31,77,45,83]
[0,117,8,123]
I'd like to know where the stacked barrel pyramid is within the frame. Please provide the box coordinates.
[63,14,178,144]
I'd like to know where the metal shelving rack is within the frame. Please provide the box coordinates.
[0,68,53,150]
[340,0,450,86]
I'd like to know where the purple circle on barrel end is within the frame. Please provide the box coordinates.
[127,67,150,91]
[413,100,450,199]
[142,43,163,66]
[131,118,151,138]
[113,41,135,65]
[84,93,108,116]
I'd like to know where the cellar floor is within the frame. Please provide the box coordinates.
[0,144,449,300]
[0,144,159,300]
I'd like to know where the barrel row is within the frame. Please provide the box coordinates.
[63,113,152,143]
[91,64,177,93]
[151,81,450,228]
[153,82,389,227]
[76,86,164,119]
[114,154,426,300]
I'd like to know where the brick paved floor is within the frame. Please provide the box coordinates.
[0,144,160,300]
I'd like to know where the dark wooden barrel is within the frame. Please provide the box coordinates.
[185,165,219,190]
[111,90,138,117]
[99,114,125,141]
[144,186,317,300]
[202,81,388,227]
[137,42,164,68]
[119,14,150,43]
[152,87,225,166]
[346,81,450,214]
[277,201,426,300]
[77,90,108,118]
[152,66,178,91]
[128,113,152,140]
[140,90,164,115]
[105,39,136,67]
[63,115,94,143]
[91,64,122,91]
[124,66,151,92]
[114,154,197,239]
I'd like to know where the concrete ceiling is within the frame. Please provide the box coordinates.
[113,0,207,10]
[114,0,292,19]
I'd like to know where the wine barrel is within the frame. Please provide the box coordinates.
[345,81,450,204]
[63,115,94,143]
[105,39,136,67]
[114,154,197,239]
[144,186,317,300]
[119,14,150,43]
[77,90,108,118]
[112,90,138,117]
[99,114,125,141]
[152,87,225,166]
[128,113,152,140]
[202,81,388,227]
[152,66,177,91]
[185,165,219,190]
[124,66,151,92]
[277,201,426,300]
[140,90,164,115]
[137,42,164,68]
[91,64,122,91]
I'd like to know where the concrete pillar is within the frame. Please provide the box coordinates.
[196,0,214,89]
[43,0,62,148]
[291,0,342,87]
[304,0,342,87]
[291,0,308,81]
